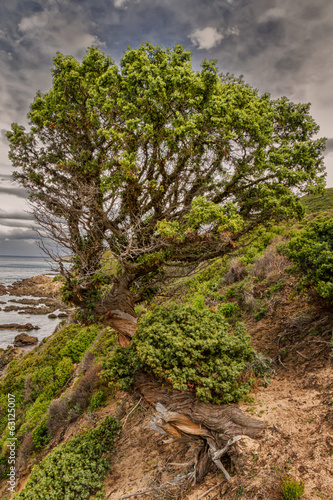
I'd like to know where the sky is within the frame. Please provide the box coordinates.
[0,0,332,256]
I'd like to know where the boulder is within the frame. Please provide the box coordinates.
[13,333,38,347]
[48,313,57,319]
[58,312,68,318]
[0,323,40,331]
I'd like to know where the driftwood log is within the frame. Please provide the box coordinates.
[134,374,265,483]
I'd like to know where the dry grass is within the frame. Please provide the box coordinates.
[251,243,289,282]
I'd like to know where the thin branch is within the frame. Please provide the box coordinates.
[196,482,223,500]
[122,398,142,428]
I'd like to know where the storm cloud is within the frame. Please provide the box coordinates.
[0,0,332,254]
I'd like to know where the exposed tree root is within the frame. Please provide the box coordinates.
[134,374,265,483]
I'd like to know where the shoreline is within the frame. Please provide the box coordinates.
[0,275,70,368]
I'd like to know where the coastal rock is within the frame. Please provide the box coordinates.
[13,333,38,347]
[0,346,24,370]
[58,312,68,318]
[0,284,8,295]
[17,306,58,315]
[48,313,57,319]
[6,275,62,298]
[0,323,40,331]
[8,298,61,307]
[4,305,21,312]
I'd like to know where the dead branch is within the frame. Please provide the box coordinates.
[135,374,265,483]
[196,482,223,500]
[122,397,142,427]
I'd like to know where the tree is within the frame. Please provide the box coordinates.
[7,43,326,333]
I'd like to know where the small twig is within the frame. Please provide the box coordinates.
[277,331,297,348]
[295,350,309,360]
[119,488,153,499]
[272,424,283,435]
[168,462,193,467]
[196,482,223,500]
[278,355,288,369]
[122,397,142,428]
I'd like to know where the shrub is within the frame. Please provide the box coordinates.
[283,216,333,303]
[251,353,275,377]
[89,390,106,410]
[253,306,267,321]
[219,302,240,318]
[224,258,247,284]
[13,416,121,500]
[31,418,49,449]
[251,244,288,281]
[103,303,256,404]
[280,475,305,499]
[47,364,101,436]
[0,325,101,456]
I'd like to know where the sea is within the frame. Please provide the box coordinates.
[0,255,61,350]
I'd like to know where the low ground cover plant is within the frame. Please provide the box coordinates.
[13,416,121,500]
[280,475,305,499]
[0,325,101,464]
[103,303,256,404]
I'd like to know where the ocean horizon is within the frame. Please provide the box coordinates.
[0,255,56,286]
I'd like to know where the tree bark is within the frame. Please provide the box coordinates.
[134,374,265,483]
[95,279,138,345]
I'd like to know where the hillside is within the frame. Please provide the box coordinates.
[0,197,332,500]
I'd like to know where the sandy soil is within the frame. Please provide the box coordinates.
[100,283,333,500]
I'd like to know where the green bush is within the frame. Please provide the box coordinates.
[89,390,106,410]
[0,325,100,454]
[283,216,333,302]
[280,476,305,499]
[219,302,240,318]
[103,303,256,404]
[13,416,121,500]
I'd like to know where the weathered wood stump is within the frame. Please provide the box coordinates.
[134,374,265,483]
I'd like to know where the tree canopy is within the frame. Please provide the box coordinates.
[7,43,326,320]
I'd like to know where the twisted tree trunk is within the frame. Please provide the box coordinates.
[95,280,137,346]
[96,288,265,482]
[135,374,265,483]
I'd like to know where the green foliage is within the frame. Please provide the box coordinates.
[251,353,275,377]
[280,476,305,499]
[103,303,255,404]
[13,416,121,500]
[301,188,333,213]
[219,302,240,318]
[283,216,333,302]
[0,325,100,453]
[59,327,99,362]
[7,43,326,314]
[254,306,267,321]
[89,390,106,410]
[191,292,206,310]
[31,418,50,449]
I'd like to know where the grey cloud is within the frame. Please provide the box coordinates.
[0,219,36,228]
[0,186,28,198]
[0,130,8,145]
[325,139,333,156]
[0,228,39,240]
[0,211,34,220]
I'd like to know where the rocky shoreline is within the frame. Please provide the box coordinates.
[0,275,71,372]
